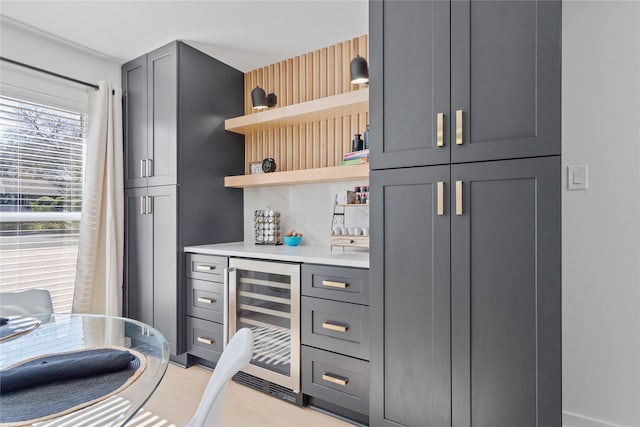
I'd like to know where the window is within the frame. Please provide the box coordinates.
[0,95,87,313]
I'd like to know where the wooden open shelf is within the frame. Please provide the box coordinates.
[225,89,369,135]
[224,163,369,188]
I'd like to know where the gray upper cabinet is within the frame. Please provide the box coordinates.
[122,41,244,357]
[451,157,561,427]
[123,44,178,188]
[147,44,178,187]
[370,0,561,169]
[122,56,148,189]
[370,165,451,427]
[451,0,561,162]
[369,0,451,170]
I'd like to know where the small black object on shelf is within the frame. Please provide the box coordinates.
[262,158,277,173]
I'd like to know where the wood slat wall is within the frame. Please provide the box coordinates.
[243,35,368,174]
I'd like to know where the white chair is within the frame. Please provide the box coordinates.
[186,327,254,427]
[0,289,54,316]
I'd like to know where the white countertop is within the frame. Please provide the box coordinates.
[184,242,369,269]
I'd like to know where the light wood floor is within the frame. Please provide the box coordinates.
[141,363,352,427]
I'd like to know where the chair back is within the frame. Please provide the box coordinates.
[186,327,254,427]
[0,289,54,317]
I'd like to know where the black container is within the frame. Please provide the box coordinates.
[351,134,363,152]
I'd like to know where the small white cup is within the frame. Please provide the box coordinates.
[333,227,342,235]
[361,227,369,236]
[351,227,362,236]
[340,227,348,235]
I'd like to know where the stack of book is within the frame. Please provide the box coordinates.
[340,149,369,166]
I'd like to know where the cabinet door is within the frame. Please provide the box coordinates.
[370,166,451,427]
[147,43,178,187]
[124,188,152,326]
[122,56,148,189]
[369,0,450,170]
[148,185,179,354]
[451,0,561,163]
[451,157,561,427]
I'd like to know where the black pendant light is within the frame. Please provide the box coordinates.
[350,55,369,85]
[251,86,277,110]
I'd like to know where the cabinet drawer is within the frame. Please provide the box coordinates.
[302,264,369,305]
[302,345,369,415]
[186,317,223,363]
[186,279,224,323]
[302,296,369,360]
[186,253,227,282]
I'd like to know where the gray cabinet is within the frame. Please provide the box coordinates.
[451,0,561,162]
[369,1,561,426]
[301,264,370,425]
[370,166,451,427]
[369,158,561,427]
[185,253,228,364]
[125,186,177,350]
[122,41,244,358]
[451,157,561,427]
[369,0,450,169]
[122,44,178,188]
[370,0,560,170]
[122,56,147,189]
[124,188,152,325]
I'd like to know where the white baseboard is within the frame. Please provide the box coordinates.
[563,411,623,427]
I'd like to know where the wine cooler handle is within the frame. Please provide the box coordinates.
[223,267,229,348]
[224,267,237,349]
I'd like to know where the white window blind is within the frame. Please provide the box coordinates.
[0,95,87,313]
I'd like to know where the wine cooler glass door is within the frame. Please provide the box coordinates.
[228,259,300,392]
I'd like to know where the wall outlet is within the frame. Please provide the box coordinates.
[567,165,589,190]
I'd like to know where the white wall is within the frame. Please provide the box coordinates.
[562,2,640,426]
[0,17,121,110]
[244,181,370,247]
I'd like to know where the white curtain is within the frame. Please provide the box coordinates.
[73,81,124,316]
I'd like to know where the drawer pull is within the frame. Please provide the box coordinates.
[322,322,348,333]
[322,373,348,387]
[197,336,214,345]
[197,297,215,304]
[322,280,348,289]
[195,265,215,272]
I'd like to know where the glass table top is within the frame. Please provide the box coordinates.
[0,313,169,426]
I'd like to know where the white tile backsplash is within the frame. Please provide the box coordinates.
[244,181,369,247]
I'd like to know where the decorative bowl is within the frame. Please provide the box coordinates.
[283,235,302,246]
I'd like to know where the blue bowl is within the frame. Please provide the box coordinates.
[283,235,302,246]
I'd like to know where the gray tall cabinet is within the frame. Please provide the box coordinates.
[369,1,561,426]
[122,41,244,357]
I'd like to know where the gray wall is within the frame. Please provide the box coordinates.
[562,2,640,426]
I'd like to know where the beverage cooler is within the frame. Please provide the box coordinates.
[226,258,301,393]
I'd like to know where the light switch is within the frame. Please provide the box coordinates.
[567,165,588,190]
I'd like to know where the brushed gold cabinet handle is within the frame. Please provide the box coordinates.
[146,195,152,215]
[146,158,153,177]
[456,180,463,215]
[437,181,444,216]
[456,109,463,145]
[197,336,213,345]
[322,373,348,387]
[436,112,445,147]
[322,322,348,333]
[139,195,146,215]
[196,265,215,271]
[140,159,146,178]
[197,297,214,304]
[322,280,347,289]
